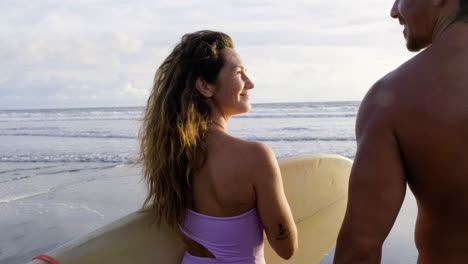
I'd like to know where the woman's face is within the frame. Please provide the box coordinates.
[210,48,254,117]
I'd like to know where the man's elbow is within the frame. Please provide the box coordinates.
[335,247,381,264]
[334,233,382,263]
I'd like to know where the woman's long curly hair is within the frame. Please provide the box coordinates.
[139,30,234,229]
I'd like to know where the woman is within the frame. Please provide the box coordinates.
[139,30,297,263]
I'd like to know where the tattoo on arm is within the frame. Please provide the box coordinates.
[275,223,290,240]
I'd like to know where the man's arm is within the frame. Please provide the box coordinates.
[334,82,407,264]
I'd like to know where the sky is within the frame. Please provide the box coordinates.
[0,0,415,110]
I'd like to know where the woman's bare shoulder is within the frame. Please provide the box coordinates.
[225,137,277,173]
[209,132,277,174]
[225,136,274,158]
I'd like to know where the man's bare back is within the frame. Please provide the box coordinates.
[388,24,468,263]
[334,0,468,263]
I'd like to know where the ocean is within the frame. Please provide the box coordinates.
[0,102,417,263]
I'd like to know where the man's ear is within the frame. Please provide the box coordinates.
[195,77,214,98]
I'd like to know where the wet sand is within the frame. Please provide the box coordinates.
[0,164,417,264]
[0,164,146,264]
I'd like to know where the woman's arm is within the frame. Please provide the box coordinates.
[250,142,298,259]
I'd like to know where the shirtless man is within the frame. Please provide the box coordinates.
[333,0,468,263]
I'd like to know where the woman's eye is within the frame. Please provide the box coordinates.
[235,67,246,75]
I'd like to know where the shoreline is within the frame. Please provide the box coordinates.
[0,164,146,264]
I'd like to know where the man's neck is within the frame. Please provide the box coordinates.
[431,13,457,42]
[435,21,468,48]
[431,0,465,41]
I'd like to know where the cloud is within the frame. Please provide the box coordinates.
[0,0,414,109]
[117,82,149,98]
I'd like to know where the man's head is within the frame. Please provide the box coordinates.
[391,0,464,52]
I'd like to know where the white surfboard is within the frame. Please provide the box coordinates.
[28,154,351,264]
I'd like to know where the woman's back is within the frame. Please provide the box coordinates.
[190,131,258,217]
[181,131,266,262]
[185,128,297,261]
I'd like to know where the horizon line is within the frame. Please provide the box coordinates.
[0,100,361,111]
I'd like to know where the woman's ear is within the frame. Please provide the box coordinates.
[195,77,214,98]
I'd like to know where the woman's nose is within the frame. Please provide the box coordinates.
[244,74,254,89]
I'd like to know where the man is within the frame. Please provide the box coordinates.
[334,0,468,263]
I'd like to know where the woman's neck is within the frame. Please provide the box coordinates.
[209,110,229,132]
[210,120,226,131]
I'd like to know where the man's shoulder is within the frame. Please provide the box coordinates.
[378,53,426,90]
[361,71,405,115]
[356,60,420,135]
[362,51,429,113]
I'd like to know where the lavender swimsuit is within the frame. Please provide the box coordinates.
[179,208,265,264]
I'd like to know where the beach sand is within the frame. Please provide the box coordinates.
[0,164,146,264]
[0,164,417,264]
